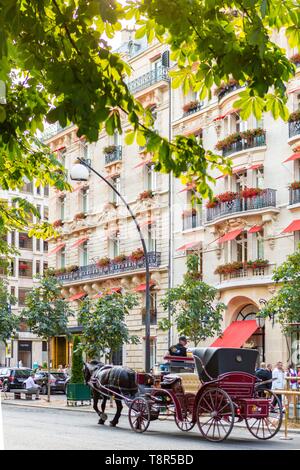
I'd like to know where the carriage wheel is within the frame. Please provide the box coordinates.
[196,388,234,442]
[245,390,283,440]
[128,397,151,433]
[175,413,195,432]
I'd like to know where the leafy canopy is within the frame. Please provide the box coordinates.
[78,292,140,359]
[160,254,225,345]
[261,246,300,334]
[0,0,298,243]
[0,278,18,344]
[22,275,74,339]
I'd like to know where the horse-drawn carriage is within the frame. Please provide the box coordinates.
[86,347,282,442]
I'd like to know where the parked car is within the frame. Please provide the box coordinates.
[34,371,70,395]
[0,368,32,392]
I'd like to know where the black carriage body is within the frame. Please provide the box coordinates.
[192,347,258,382]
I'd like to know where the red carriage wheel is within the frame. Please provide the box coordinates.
[175,413,195,432]
[128,397,151,433]
[175,393,195,432]
[245,390,283,440]
[196,387,234,442]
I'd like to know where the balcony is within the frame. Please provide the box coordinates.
[217,83,242,101]
[218,264,273,285]
[206,188,276,223]
[289,119,300,139]
[41,123,73,141]
[182,210,203,230]
[127,67,168,94]
[289,187,300,205]
[104,146,122,165]
[182,102,204,117]
[56,251,161,284]
[222,133,266,157]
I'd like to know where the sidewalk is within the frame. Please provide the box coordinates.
[2,391,300,435]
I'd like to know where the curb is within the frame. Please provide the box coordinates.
[2,401,300,435]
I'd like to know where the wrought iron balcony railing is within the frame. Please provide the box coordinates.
[218,83,242,101]
[222,133,266,157]
[41,123,73,141]
[104,146,122,165]
[56,251,161,284]
[289,119,300,139]
[182,211,203,230]
[289,187,300,205]
[127,67,168,94]
[206,188,276,223]
[182,102,204,117]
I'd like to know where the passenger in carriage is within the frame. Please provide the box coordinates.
[168,335,188,357]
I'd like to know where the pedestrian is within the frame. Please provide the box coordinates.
[255,362,273,396]
[57,364,64,372]
[168,335,188,357]
[63,364,70,375]
[18,359,23,368]
[272,361,285,409]
[286,363,297,390]
[23,372,41,400]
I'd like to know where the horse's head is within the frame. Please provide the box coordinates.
[83,360,103,385]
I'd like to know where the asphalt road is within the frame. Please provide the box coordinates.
[2,404,300,450]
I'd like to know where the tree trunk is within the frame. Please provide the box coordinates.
[47,338,51,403]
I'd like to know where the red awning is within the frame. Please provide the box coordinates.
[71,237,89,248]
[249,163,263,170]
[213,115,225,122]
[218,229,243,244]
[52,146,66,153]
[248,225,263,233]
[283,152,300,163]
[176,241,201,251]
[134,159,153,169]
[134,281,156,292]
[282,220,300,233]
[48,243,65,255]
[232,167,246,174]
[68,292,86,302]
[211,320,258,348]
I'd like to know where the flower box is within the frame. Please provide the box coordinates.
[214,79,239,97]
[65,265,79,273]
[113,254,127,263]
[215,128,265,151]
[19,263,29,270]
[139,190,154,200]
[290,53,300,65]
[245,259,269,269]
[182,100,200,113]
[217,191,238,203]
[206,198,219,209]
[130,249,144,261]
[53,219,63,228]
[240,187,264,198]
[103,145,117,154]
[288,111,300,123]
[96,257,111,267]
[289,181,300,190]
[74,212,85,221]
[67,383,91,405]
[214,262,243,275]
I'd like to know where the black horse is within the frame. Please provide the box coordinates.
[84,361,138,427]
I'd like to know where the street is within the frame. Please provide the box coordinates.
[2,404,300,450]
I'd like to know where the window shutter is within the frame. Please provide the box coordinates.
[161,50,170,68]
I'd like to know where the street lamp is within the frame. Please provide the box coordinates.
[70,159,152,373]
[256,313,265,329]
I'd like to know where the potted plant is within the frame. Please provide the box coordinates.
[74,212,85,221]
[130,248,144,261]
[113,254,127,263]
[214,78,239,97]
[289,181,300,190]
[96,257,111,267]
[66,265,79,273]
[240,187,264,198]
[67,335,91,405]
[139,190,154,200]
[206,197,219,209]
[217,191,238,203]
[290,53,300,66]
[103,144,117,154]
[182,100,200,113]
[251,259,269,269]
[53,219,63,228]
[288,111,300,123]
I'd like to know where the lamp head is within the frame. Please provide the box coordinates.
[70,162,89,181]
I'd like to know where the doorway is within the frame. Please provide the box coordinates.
[18,341,32,368]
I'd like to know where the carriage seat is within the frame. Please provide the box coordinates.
[175,373,201,394]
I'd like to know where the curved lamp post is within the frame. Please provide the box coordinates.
[70,158,152,373]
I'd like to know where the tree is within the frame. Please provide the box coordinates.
[70,335,84,384]
[22,275,73,401]
[0,278,18,348]
[0,0,298,240]
[78,292,140,362]
[261,246,300,334]
[160,254,225,346]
